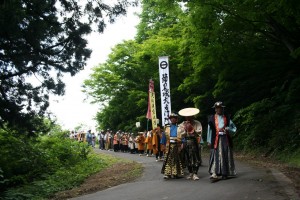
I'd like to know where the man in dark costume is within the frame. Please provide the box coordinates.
[207,101,237,182]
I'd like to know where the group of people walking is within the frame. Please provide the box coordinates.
[69,101,237,183]
[99,130,132,153]
[161,101,237,183]
[96,128,167,162]
[69,130,97,147]
[161,107,203,180]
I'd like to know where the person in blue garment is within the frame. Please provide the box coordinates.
[160,129,167,159]
[161,113,184,179]
[207,101,237,182]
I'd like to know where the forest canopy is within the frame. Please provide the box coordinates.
[83,0,300,161]
[0,0,138,135]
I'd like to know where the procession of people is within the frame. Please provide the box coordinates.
[68,101,237,183]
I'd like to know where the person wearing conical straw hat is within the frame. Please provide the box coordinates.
[161,113,184,179]
[207,101,237,183]
[178,107,203,181]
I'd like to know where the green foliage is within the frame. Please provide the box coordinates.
[0,129,38,187]
[0,0,138,133]
[233,98,300,162]
[281,148,300,166]
[3,153,116,200]
[0,121,135,199]
[83,1,190,131]
[135,0,183,43]
[38,133,91,168]
[286,77,300,103]
[0,124,140,199]
[0,128,93,197]
[82,0,300,165]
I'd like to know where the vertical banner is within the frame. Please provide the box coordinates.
[146,79,158,129]
[146,79,153,120]
[159,56,171,126]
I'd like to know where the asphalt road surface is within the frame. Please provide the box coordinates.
[72,149,298,200]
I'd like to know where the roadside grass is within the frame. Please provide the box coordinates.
[277,148,300,167]
[50,153,144,200]
[3,152,141,200]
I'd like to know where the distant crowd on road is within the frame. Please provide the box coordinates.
[69,128,168,162]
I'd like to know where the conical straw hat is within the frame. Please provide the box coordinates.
[178,108,200,117]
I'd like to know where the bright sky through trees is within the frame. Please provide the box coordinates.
[48,6,141,132]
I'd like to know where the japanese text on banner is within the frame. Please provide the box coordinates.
[159,56,171,126]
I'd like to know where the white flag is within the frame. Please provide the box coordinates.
[159,56,171,126]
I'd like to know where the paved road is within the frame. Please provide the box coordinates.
[72,149,298,200]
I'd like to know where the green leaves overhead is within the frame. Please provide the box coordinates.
[83,1,186,131]
[84,0,300,158]
[0,0,137,133]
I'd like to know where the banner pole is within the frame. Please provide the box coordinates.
[146,119,149,131]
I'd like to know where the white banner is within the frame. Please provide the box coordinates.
[159,56,171,126]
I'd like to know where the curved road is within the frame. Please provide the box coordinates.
[72,149,298,200]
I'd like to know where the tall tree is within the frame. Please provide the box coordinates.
[83,0,188,130]
[171,0,300,153]
[171,0,300,109]
[84,0,300,156]
[0,0,137,134]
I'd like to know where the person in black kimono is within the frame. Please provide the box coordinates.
[207,101,237,182]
